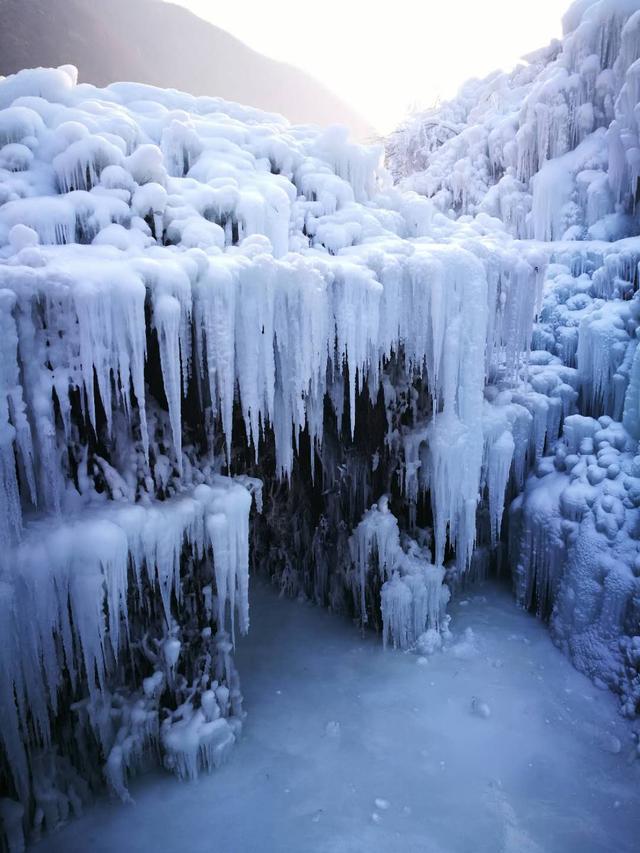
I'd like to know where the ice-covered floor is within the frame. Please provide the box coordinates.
[36,581,639,853]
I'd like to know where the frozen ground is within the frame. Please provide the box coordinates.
[36,581,639,853]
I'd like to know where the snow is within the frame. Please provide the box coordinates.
[32,582,640,853]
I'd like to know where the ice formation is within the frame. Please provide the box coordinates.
[388,0,640,245]
[2,0,640,844]
[349,495,450,649]
[390,0,640,718]
[0,62,543,840]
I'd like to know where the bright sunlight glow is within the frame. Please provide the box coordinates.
[175,0,565,133]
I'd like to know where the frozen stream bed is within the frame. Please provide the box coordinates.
[37,581,639,853]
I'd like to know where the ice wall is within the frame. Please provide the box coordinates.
[388,0,640,718]
[0,64,545,840]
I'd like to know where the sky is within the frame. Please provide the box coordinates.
[175,0,565,133]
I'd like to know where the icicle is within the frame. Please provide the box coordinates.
[486,430,515,546]
[153,293,183,471]
[199,479,252,643]
[381,574,413,650]
[194,262,236,467]
[0,293,23,548]
[352,499,450,648]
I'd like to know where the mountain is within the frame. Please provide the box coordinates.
[0,0,374,139]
